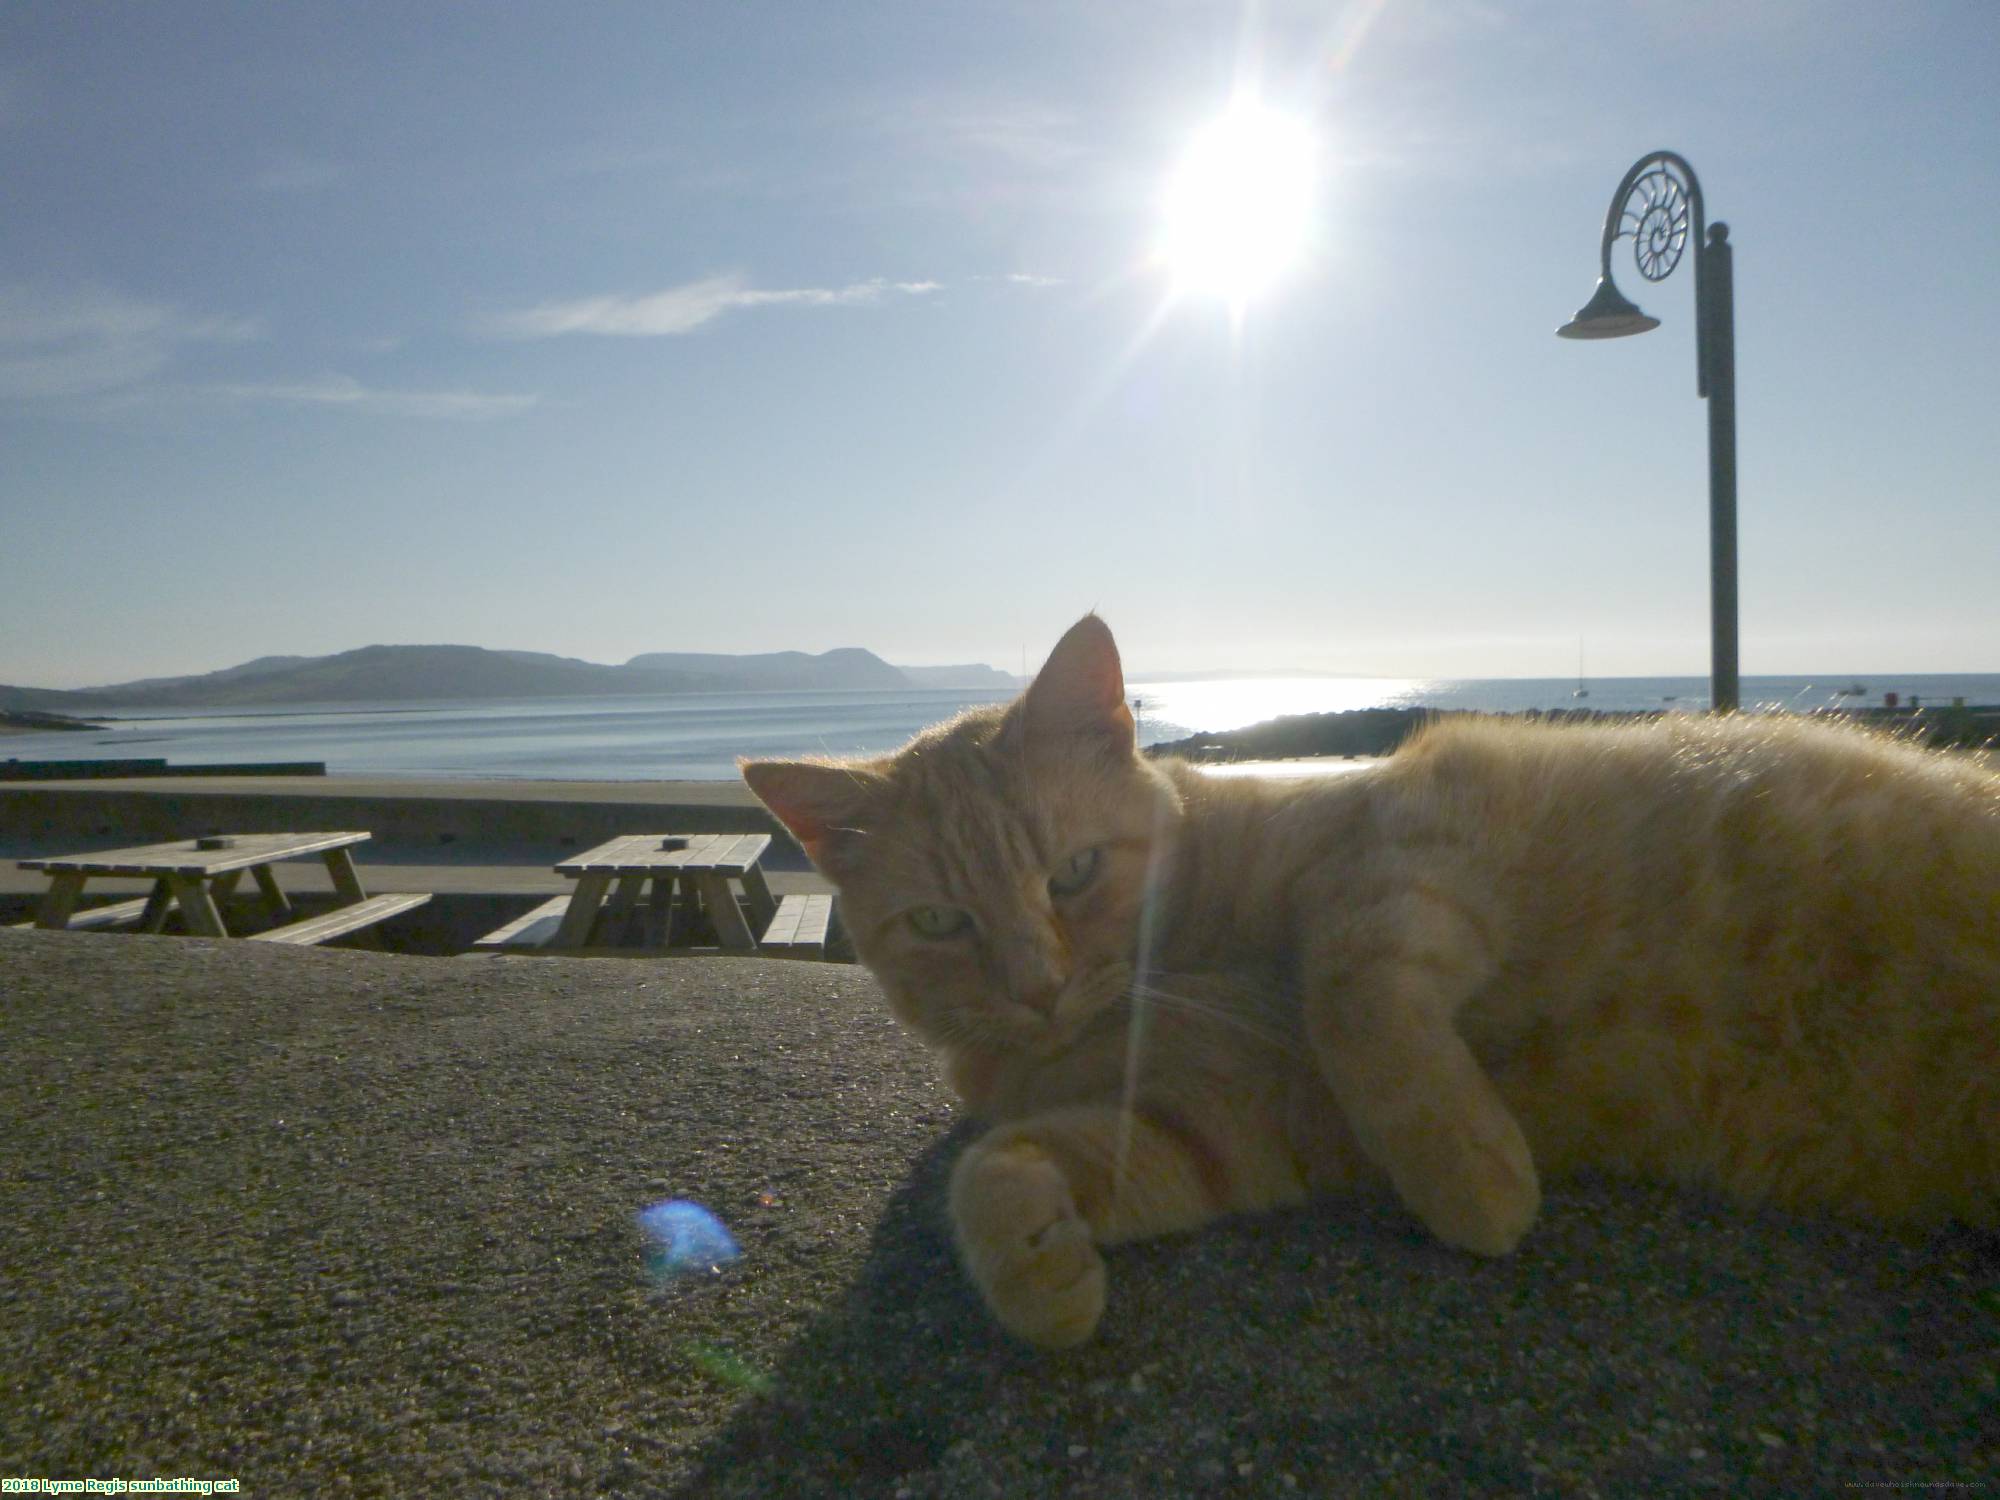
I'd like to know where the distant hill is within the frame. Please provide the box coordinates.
[0,642,982,711]
[87,655,317,696]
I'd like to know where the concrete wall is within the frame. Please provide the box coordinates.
[0,785,793,852]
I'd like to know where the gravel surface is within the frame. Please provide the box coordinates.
[2,930,1994,1497]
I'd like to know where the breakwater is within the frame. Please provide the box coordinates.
[1146,702,2000,762]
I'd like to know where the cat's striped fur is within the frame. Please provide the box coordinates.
[743,616,2000,1346]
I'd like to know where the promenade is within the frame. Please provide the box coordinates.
[2,928,1993,1496]
[0,774,810,911]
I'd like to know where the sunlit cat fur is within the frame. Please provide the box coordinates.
[742,616,2000,1347]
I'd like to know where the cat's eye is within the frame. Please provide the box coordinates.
[906,904,971,939]
[1048,846,1102,898]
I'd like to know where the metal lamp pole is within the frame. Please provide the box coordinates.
[1558,151,1738,714]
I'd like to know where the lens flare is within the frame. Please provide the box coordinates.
[684,1341,773,1395]
[1115,787,1180,1196]
[637,1198,741,1283]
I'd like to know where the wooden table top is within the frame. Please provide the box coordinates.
[555,832,772,878]
[18,831,372,878]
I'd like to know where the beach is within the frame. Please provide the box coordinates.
[2,929,1994,1495]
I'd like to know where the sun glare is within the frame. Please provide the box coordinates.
[1160,99,1316,310]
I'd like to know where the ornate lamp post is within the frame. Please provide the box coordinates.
[1557,151,1738,713]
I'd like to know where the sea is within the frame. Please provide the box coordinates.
[15,672,2000,782]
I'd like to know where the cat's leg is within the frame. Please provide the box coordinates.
[1296,873,1540,1255]
[950,1102,1282,1347]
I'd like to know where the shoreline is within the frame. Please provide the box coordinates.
[12,694,1993,784]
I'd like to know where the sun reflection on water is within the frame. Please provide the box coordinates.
[1129,677,1424,741]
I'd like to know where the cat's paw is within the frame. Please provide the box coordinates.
[950,1138,1107,1348]
[1386,1102,1541,1256]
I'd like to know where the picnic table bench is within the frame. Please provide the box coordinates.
[470,833,837,959]
[15,832,429,947]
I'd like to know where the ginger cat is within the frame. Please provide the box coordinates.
[742,616,2000,1347]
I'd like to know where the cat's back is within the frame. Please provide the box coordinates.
[1382,710,2000,876]
[1369,712,2000,1033]
[1163,714,1997,1220]
[1377,714,2000,1223]
[1165,714,1998,960]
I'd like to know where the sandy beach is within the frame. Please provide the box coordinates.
[2,928,1994,1497]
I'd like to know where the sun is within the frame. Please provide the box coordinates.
[1159,98,1316,310]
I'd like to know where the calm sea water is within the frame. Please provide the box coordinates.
[18,674,2000,782]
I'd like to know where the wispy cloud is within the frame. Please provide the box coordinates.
[872,91,1090,178]
[202,374,539,421]
[0,285,260,399]
[923,100,1088,174]
[489,272,942,338]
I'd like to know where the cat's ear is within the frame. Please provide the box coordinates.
[739,758,886,871]
[1023,613,1134,748]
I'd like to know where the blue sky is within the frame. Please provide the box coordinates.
[3,1,1995,688]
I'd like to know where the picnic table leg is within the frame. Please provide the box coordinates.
[696,873,755,951]
[670,874,702,943]
[208,869,245,924]
[250,864,294,924]
[168,874,228,937]
[34,872,87,930]
[644,875,676,947]
[322,849,368,906]
[739,866,779,930]
[139,879,175,933]
[600,873,648,947]
[553,874,610,948]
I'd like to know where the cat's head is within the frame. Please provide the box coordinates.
[741,615,1180,1070]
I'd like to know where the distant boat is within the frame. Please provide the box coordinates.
[1572,640,1589,699]
[1835,683,1868,697]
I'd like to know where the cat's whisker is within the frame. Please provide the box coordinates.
[1130,965,1298,1027]
[1123,982,1297,1052]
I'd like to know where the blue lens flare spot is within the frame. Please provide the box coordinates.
[637,1199,741,1282]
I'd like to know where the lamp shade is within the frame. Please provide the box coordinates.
[1555,277,1660,339]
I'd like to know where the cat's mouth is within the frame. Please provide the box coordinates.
[1033,960,1134,1051]
[931,961,1135,1058]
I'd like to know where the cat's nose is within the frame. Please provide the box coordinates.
[1002,930,1067,1013]
[1019,983,1062,1015]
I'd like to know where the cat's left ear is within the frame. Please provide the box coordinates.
[1023,613,1134,749]
[739,759,887,874]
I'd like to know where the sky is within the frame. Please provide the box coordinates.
[2,1,1996,689]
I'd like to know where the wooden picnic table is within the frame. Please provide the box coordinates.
[550,832,778,952]
[15,831,428,944]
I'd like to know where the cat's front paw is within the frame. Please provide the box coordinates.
[950,1137,1107,1348]
[1386,1103,1541,1256]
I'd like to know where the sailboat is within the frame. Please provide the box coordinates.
[1572,639,1589,700]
